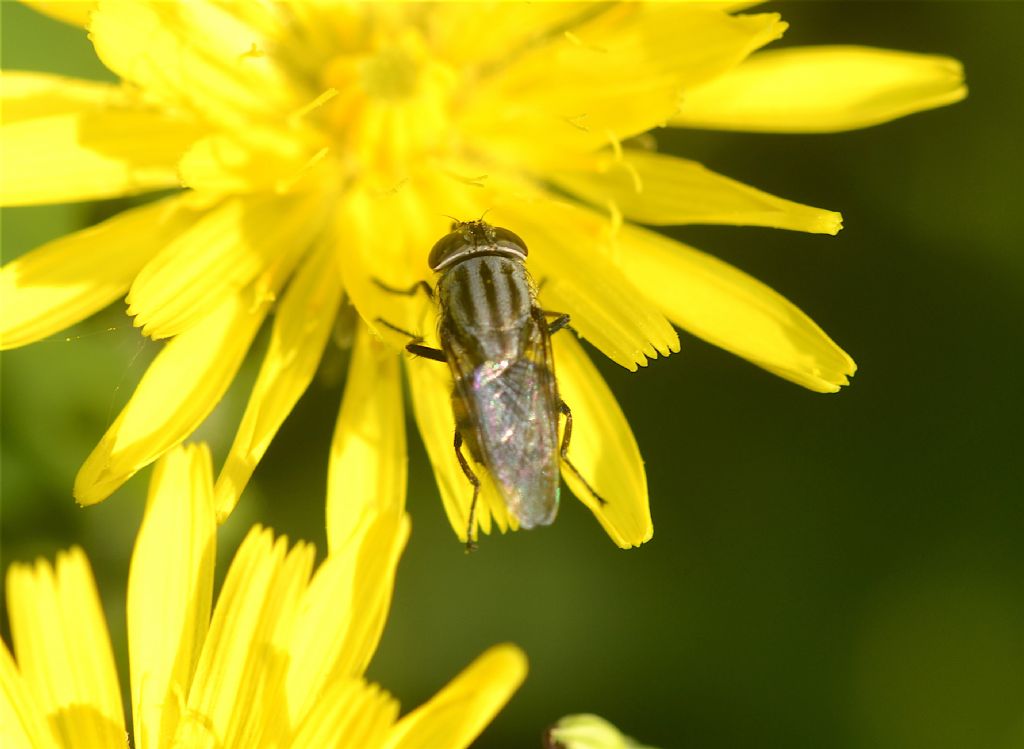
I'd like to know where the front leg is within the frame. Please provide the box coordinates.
[374,318,447,362]
[539,310,572,336]
[372,278,434,301]
[407,342,447,362]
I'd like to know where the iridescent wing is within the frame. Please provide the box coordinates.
[444,309,561,528]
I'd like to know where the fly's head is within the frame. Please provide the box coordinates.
[428,220,528,272]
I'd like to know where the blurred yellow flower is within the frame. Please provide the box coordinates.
[545,714,655,749]
[1,443,526,749]
[0,3,965,547]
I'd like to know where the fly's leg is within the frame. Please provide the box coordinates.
[375,318,419,339]
[535,278,573,334]
[373,318,447,362]
[372,278,434,301]
[558,399,608,507]
[540,310,574,336]
[372,278,442,358]
[546,313,571,336]
[406,343,447,362]
[454,431,481,552]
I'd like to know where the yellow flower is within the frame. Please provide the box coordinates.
[0,3,965,547]
[1,443,526,748]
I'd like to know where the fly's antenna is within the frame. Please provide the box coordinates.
[441,213,462,230]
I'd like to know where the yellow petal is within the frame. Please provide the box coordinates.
[177,129,328,194]
[553,149,842,234]
[720,2,764,10]
[334,185,445,348]
[19,2,95,28]
[553,335,652,549]
[126,191,324,340]
[0,77,202,205]
[283,511,409,727]
[497,199,679,371]
[74,286,271,505]
[326,322,407,553]
[460,6,786,169]
[215,243,342,520]
[0,71,119,123]
[175,528,314,749]
[619,224,855,392]
[127,443,216,749]
[432,4,598,67]
[382,644,527,749]
[0,195,189,350]
[89,1,307,146]
[405,352,516,543]
[5,548,125,748]
[0,641,59,749]
[672,46,967,133]
[288,679,397,749]
[212,2,316,54]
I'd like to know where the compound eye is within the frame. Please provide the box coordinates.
[491,226,528,257]
[428,230,469,270]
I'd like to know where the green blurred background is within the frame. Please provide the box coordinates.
[2,3,1022,748]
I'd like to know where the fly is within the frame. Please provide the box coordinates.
[376,219,606,549]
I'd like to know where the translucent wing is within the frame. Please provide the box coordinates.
[445,310,561,528]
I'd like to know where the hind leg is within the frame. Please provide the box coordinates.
[558,400,608,506]
[453,431,482,552]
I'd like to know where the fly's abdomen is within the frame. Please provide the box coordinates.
[460,357,561,529]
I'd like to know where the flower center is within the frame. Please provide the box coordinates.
[320,26,455,184]
[360,45,420,100]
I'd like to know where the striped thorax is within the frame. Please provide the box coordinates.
[437,254,536,361]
